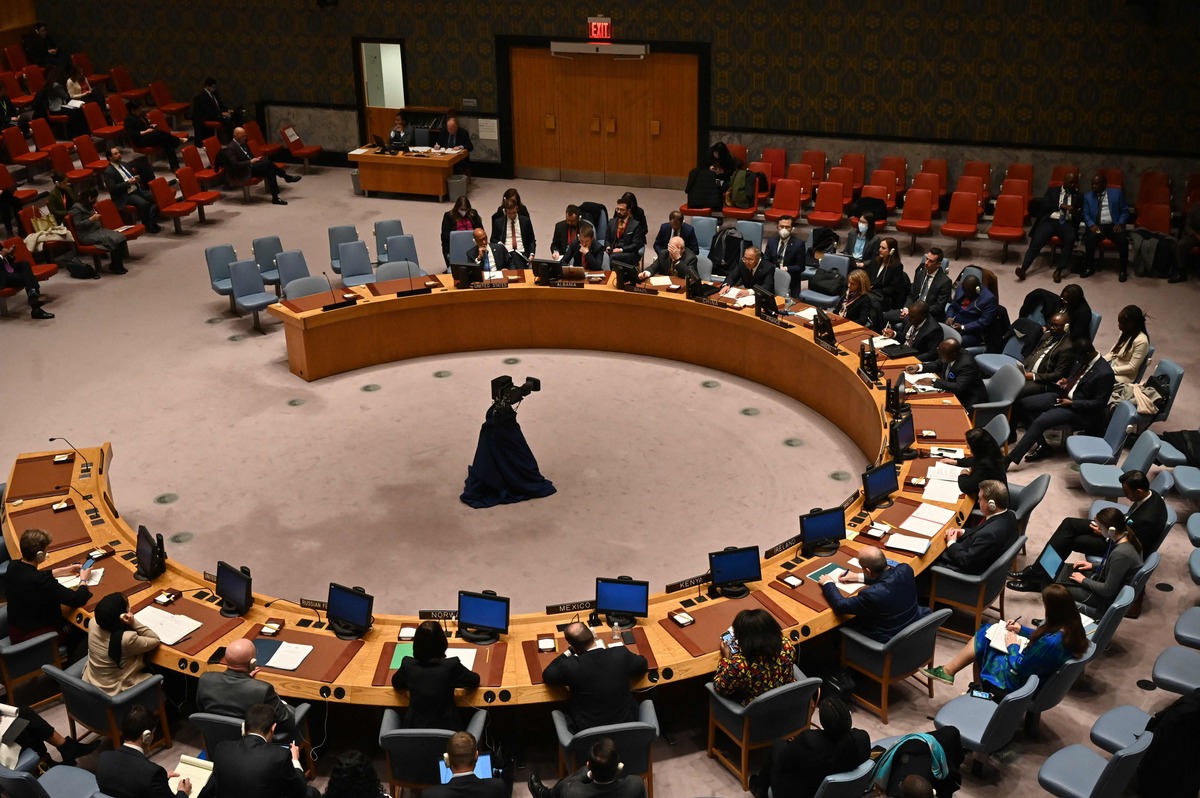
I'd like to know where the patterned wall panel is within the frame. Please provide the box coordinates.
[35,0,1198,155]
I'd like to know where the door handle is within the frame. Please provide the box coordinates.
[590,117,600,133]
[606,118,616,134]
[650,120,661,136]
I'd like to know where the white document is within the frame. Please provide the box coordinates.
[904,371,934,385]
[911,503,956,525]
[836,578,867,595]
[265,642,313,671]
[65,100,85,109]
[133,606,203,646]
[447,648,477,671]
[169,755,213,794]
[477,119,499,140]
[410,146,432,153]
[927,462,967,481]
[921,480,963,504]
[735,295,757,307]
[350,147,369,155]
[899,515,942,537]
[483,269,504,280]
[871,336,899,348]
[885,534,931,555]
[795,307,818,321]
[56,568,103,589]
[648,276,673,287]
[985,623,1028,653]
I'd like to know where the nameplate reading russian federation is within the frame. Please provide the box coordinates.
[665,574,708,593]
[545,600,595,616]
[766,535,802,559]
[299,598,329,611]
[419,609,458,621]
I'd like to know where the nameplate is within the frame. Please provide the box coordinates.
[758,314,795,329]
[394,286,433,298]
[665,574,708,593]
[469,280,509,290]
[549,281,586,288]
[691,296,725,308]
[546,599,595,615]
[766,535,802,559]
[816,338,842,356]
[202,571,216,583]
[419,609,459,621]
[321,298,358,312]
[623,286,658,296]
[300,598,329,611]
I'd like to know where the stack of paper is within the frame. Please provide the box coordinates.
[134,606,203,645]
[447,648,478,671]
[795,307,819,321]
[169,756,213,794]
[921,479,963,503]
[648,276,673,287]
[985,623,1028,653]
[885,533,931,555]
[265,642,313,671]
[904,372,934,386]
[871,336,899,348]
[928,462,967,481]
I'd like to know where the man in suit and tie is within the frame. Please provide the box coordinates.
[559,223,605,271]
[104,148,161,234]
[542,622,648,733]
[606,200,645,267]
[818,547,929,644]
[220,126,300,206]
[491,199,536,268]
[197,704,317,798]
[652,210,699,258]
[1017,172,1082,283]
[1017,312,1077,400]
[643,235,699,281]
[426,732,508,798]
[551,205,582,259]
[882,300,943,362]
[436,115,474,174]
[906,339,987,410]
[467,227,506,271]
[1082,172,1131,281]
[886,247,952,326]
[96,704,190,798]
[937,481,1018,574]
[945,275,997,349]
[389,111,413,149]
[196,638,297,737]
[528,738,647,798]
[1008,337,1116,465]
[723,246,774,291]
[762,215,806,298]
[1,240,55,319]
[191,77,239,144]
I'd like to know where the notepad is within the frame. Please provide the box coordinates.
[389,643,414,669]
[871,336,899,348]
[884,534,931,555]
[806,563,847,581]
[899,514,943,537]
[447,648,477,671]
[264,642,312,671]
[921,480,963,504]
[927,462,967,481]
[648,276,673,287]
[134,606,203,645]
[911,503,957,525]
[904,372,935,385]
[985,623,1028,654]
[56,568,103,589]
[169,755,213,795]
[795,307,819,321]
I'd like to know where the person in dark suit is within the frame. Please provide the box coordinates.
[818,547,929,644]
[1008,337,1116,465]
[219,127,299,206]
[560,224,605,271]
[1017,312,1076,400]
[1,240,55,319]
[885,247,952,326]
[753,696,870,798]
[684,165,723,211]
[391,621,479,730]
[551,205,582,258]
[652,211,699,258]
[882,300,943,363]
[191,78,239,144]
[24,23,69,71]
[196,638,297,736]
[940,427,1008,499]
[542,622,647,732]
[1082,172,1131,280]
[835,269,879,329]
[389,112,413,149]
[1169,202,1200,282]
[490,199,536,268]
[528,738,646,798]
[907,339,987,410]
[104,148,161,234]
[606,199,645,267]
[70,189,131,273]
[723,246,774,290]
[322,750,389,798]
[938,481,1018,574]
[123,103,181,171]
[2,528,91,645]
[435,116,473,174]
[97,704,189,798]
[762,215,806,298]
[427,732,507,798]
[197,704,317,798]
[866,237,910,314]
[1009,470,1168,591]
[944,275,997,349]
[643,235,699,280]
[467,227,506,271]
[1017,171,1082,282]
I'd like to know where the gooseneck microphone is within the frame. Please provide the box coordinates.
[48,437,91,469]
[321,272,338,304]
[54,484,100,516]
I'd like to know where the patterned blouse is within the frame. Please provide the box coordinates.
[714,638,796,705]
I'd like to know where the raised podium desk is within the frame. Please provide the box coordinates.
[346,147,466,199]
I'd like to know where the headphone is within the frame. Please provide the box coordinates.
[986,499,996,512]
[248,657,258,670]
[586,763,624,782]
[35,550,46,563]
[141,729,154,748]
[973,282,982,296]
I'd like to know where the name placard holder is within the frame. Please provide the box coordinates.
[665,574,707,594]
[418,609,459,621]
[545,600,595,615]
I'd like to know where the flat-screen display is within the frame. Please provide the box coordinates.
[708,546,762,588]
[800,506,847,546]
[862,460,900,509]
[595,578,650,618]
[327,583,373,634]
[458,591,510,634]
[215,561,252,616]
[134,524,164,581]
[890,413,916,457]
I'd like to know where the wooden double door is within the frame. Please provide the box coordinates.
[510,47,699,188]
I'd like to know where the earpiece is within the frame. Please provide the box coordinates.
[240,722,246,736]
[36,550,46,563]
[141,729,153,748]
[443,753,450,765]
[1107,527,1117,536]
[974,283,982,296]
[248,657,257,670]
[986,499,996,511]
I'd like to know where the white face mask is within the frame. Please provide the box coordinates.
[858,222,868,234]
[778,227,791,239]
[458,209,468,217]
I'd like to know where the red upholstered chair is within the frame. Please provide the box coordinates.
[897,187,931,252]
[147,108,189,142]
[1098,166,1124,188]
[29,118,69,153]
[1005,163,1034,194]
[962,161,992,201]
[63,214,109,269]
[868,169,897,212]
[999,178,1031,219]
[17,206,38,236]
[800,150,826,181]
[954,175,986,219]
[0,236,57,316]
[881,156,908,201]
[761,148,787,192]
[786,163,814,205]
[148,177,197,233]
[84,101,124,149]
[807,182,845,228]
[764,179,802,222]
[243,121,284,159]
[148,80,189,122]
[1,126,50,179]
[1137,184,1171,208]
[71,53,109,88]
[827,166,855,208]
[748,161,772,206]
[1137,203,1172,236]
[110,66,150,103]
[0,167,39,208]
[175,166,220,222]
[1049,164,1079,188]
[94,198,145,241]
[47,144,93,189]
[280,125,322,174]
[20,65,44,94]
[73,135,109,174]
[986,194,1027,263]
[721,204,757,221]
[182,144,221,189]
[726,143,748,166]
[3,45,27,72]
[940,191,980,258]
[910,172,941,217]
[839,152,866,193]
[1136,172,1170,207]
[0,71,33,108]
[920,158,949,201]
[679,203,713,218]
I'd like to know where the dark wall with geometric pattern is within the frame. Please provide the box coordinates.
[35,0,1199,155]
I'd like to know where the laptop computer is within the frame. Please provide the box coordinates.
[1039,545,1075,583]
[372,134,397,155]
[438,753,493,784]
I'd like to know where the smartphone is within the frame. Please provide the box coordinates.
[207,646,227,665]
[81,557,95,570]
[720,630,739,655]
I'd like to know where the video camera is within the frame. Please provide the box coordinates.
[491,375,541,410]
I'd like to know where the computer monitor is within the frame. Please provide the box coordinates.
[885,378,909,418]
[812,307,838,350]
[532,258,562,285]
[133,524,165,582]
[799,506,847,557]
[327,583,374,640]
[457,590,510,645]
[594,577,650,630]
[754,287,779,317]
[889,412,917,460]
[612,261,641,290]
[859,338,879,382]
[450,262,484,289]
[862,459,900,511]
[215,561,253,618]
[438,753,493,784]
[708,546,762,599]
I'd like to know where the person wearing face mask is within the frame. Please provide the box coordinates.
[885,247,952,327]
[1064,510,1143,615]
[905,338,987,410]
[1016,312,1077,402]
[818,547,929,643]
[762,216,806,298]
[841,212,879,266]
[441,196,484,268]
[866,237,910,314]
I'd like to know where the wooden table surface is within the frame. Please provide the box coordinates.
[346,147,466,199]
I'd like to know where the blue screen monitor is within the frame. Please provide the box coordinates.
[799,506,847,557]
[327,583,374,640]
[890,413,916,459]
[458,591,510,645]
[215,561,252,618]
[595,577,649,629]
[862,459,900,511]
[708,546,762,598]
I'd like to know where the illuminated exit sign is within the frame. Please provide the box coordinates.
[588,16,612,41]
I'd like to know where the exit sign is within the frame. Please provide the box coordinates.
[588,16,612,41]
